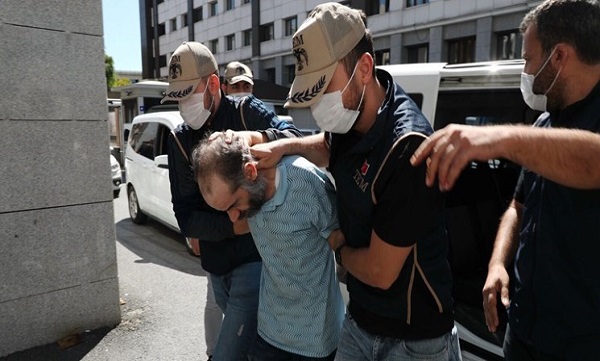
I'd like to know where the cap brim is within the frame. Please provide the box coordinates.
[284,62,337,108]
[161,78,200,103]
[228,75,254,85]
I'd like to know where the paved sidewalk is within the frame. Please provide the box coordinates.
[1,191,210,361]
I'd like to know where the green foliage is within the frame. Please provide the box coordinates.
[105,54,116,91]
[113,77,132,87]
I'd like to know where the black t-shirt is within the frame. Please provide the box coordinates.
[328,69,454,339]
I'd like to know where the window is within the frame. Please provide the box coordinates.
[157,23,166,36]
[209,1,218,17]
[181,14,188,28]
[226,34,235,51]
[447,37,475,64]
[367,0,390,15]
[286,65,295,84]
[265,68,276,83]
[210,39,218,54]
[259,23,274,42]
[375,49,390,65]
[130,122,158,160]
[192,6,203,23]
[170,18,177,32]
[243,29,252,46]
[226,0,235,11]
[407,44,429,63]
[243,0,251,3]
[497,31,522,60]
[158,54,168,68]
[284,16,297,37]
[406,0,429,7]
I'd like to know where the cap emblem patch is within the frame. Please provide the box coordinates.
[287,75,326,104]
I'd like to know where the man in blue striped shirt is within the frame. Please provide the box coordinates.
[192,132,345,361]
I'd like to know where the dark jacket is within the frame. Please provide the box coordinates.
[329,69,454,340]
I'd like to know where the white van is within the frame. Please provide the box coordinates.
[124,111,197,255]
[382,59,541,361]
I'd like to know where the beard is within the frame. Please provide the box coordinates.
[238,176,267,219]
[534,61,564,111]
[347,78,365,113]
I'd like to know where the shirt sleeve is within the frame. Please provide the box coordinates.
[372,134,445,247]
[310,172,339,240]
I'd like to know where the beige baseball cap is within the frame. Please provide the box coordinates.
[161,42,218,103]
[224,61,254,85]
[285,2,365,108]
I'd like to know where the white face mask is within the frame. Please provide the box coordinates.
[310,64,365,134]
[179,82,212,130]
[520,48,561,112]
[229,92,252,99]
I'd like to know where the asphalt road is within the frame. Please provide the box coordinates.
[2,187,211,361]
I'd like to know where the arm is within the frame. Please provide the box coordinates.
[482,199,522,333]
[336,231,413,290]
[167,132,237,241]
[411,124,600,191]
[252,133,331,169]
[335,135,438,289]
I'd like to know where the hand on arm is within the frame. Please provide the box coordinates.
[327,229,345,250]
[482,199,522,333]
[213,130,267,146]
[410,124,510,191]
[411,124,600,190]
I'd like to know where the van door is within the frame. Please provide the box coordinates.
[434,86,541,355]
[127,121,160,214]
[150,122,179,231]
[379,63,445,123]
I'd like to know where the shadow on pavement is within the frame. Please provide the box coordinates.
[0,327,112,361]
[115,217,206,277]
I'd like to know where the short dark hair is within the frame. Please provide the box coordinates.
[192,132,251,194]
[520,0,600,64]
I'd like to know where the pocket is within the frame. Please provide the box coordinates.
[402,335,448,360]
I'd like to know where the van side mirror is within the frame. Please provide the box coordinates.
[155,154,169,169]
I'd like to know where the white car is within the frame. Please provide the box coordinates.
[110,154,122,198]
[124,111,196,255]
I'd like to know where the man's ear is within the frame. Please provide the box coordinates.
[243,162,257,181]
[358,52,374,85]
[208,74,220,95]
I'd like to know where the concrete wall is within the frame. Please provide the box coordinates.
[0,0,121,356]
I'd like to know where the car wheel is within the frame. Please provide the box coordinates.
[128,186,148,224]
[185,237,200,257]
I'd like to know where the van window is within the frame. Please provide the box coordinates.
[156,124,171,157]
[130,121,173,160]
[407,93,423,110]
[434,89,540,130]
[132,122,159,160]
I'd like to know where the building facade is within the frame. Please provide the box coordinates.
[140,0,541,85]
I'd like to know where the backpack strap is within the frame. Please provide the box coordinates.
[239,96,248,130]
[170,130,190,165]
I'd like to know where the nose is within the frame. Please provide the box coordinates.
[227,209,240,222]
